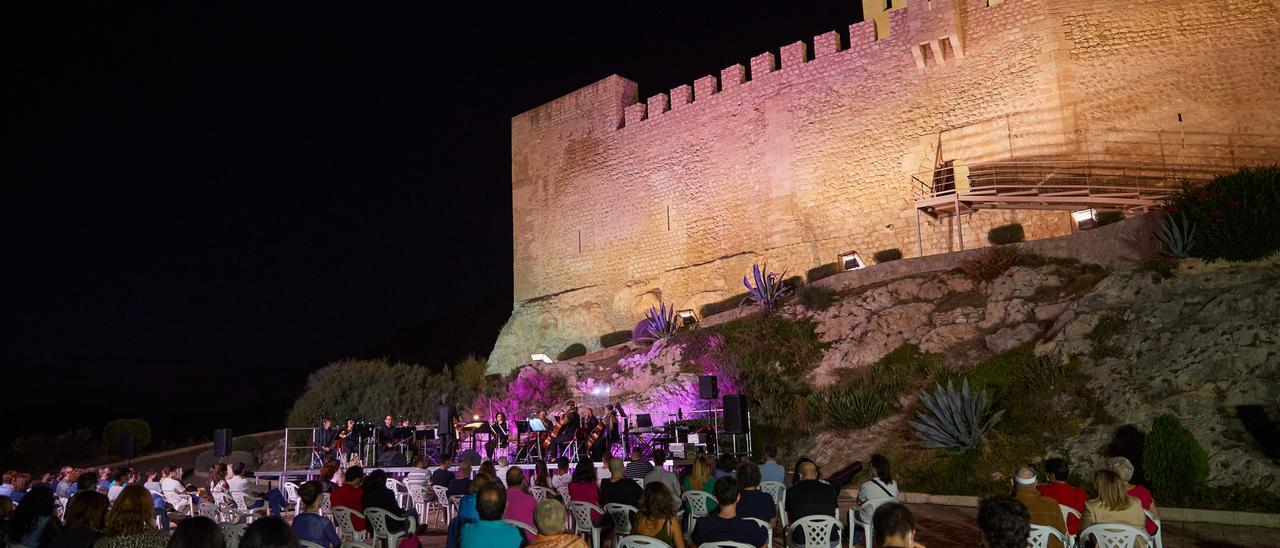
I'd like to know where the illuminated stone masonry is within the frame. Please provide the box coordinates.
[491,0,1280,372]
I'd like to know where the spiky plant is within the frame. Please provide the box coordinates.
[636,302,679,343]
[739,263,792,313]
[1156,209,1196,258]
[909,378,1004,454]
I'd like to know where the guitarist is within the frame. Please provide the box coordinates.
[316,417,340,461]
[437,393,460,460]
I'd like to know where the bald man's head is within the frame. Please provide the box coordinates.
[798,460,818,480]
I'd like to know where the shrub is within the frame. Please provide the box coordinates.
[960,246,1020,281]
[1155,210,1197,258]
[910,379,1004,455]
[1097,210,1125,226]
[635,303,679,342]
[699,292,750,319]
[454,355,489,392]
[794,284,836,311]
[987,223,1026,245]
[806,263,840,282]
[231,436,264,454]
[1166,165,1280,262]
[740,263,792,314]
[599,330,631,347]
[102,418,152,455]
[287,358,474,428]
[1143,414,1209,500]
[715,315,826,431]
[807,383,894,430]
[556,343,587,361]
[873,248,904,263]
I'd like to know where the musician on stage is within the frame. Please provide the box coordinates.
[437,393,460,459]
[484,412,509,461]
[590,405,621,461]
[551,400,580,450]
[316,417,340,460]
[397,416,417,464]
[340,419,358,462]
[377,414,404,465]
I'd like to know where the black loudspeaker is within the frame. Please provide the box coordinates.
[723,395,749,434]
[699,375,718,400]
[120,434,136,459]
[213,429,234,457]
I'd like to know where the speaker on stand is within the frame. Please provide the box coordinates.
[699,375,719,400]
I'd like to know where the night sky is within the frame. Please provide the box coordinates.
[3,2,862,445]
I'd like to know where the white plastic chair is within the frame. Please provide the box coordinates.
[232,492,269,523]
[1142,509,1163,548]
[759,481,785,504]
[431,485,453,524]
[212,491,235,522]
[339,542,374,548]
[299,541,325,548]
[1058,505,1081,548]
[849,501,885,548]
[386,478,410,510]
[364,507,417,548]
[406,484,428,520]
[1079,523,1153,548]
[503,518,538,537]
[331,506,367,542]
[220,523,245,548]
[681,491,716,537]
[197,501,221,521]
[605,503,639,546]
[786,514,842,548]
[530,485,554,503]
[165,491,195,516]
[618,535,673,548]
[321,493,333,519]
[282,482,301,514]
[1028,524,1069,548]
[698,542,756,548]
[570,500,605,548]
[745,517,773,548]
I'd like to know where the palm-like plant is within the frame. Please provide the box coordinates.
[1156,209,1196,258]
[635,302,679,343]
[739,263,792,313]
[909,378,1004,454]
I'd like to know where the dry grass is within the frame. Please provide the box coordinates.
[960,246,1020,281]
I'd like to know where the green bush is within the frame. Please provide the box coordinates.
[699,292,750,319]
[1097,210,1124,226]
[807,383,894,430]
[988,223,1026,245]
[873,248,904,263]
[287,358,475,427]
[1143,414,1209,499]
[103,419,152,455]
[794,284,837,311]
[599,330,631,347]
[806,263,840,282]
[713,315,827,431]
[231,436,264,454]
[1166,165,1280,262]
[556,343,588,361]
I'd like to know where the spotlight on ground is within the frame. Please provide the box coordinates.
[531,353,553,363]
[676,309,698,327]
[838,251,866,271]
[1072,208,1098,230]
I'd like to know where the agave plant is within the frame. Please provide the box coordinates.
[635,302,679,343]
[1156,209,1196,258]
[739,263,792,313]
[909,378,1004,455]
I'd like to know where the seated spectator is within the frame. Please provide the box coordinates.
[160,467,195,513]
[682,455,718,514]
[460,480,522,548]
[98,485,169,548]
[1037,458,1086,535]
[857,454,899,523]
[632,483,685,548]
[226,463,285,516]
[96,469,112,494]
[978,496,1030,548]
[600,458,642,509]
[458,472,493,523]
[733,462,775,523]
[567,461,602,523]
[550,458,572,495]
[6,485,59,548]
[48,491,108,548]
[1108,457,1159,535]
[315,461,340,493]
[75,473,99,497]
[527,499,587,548]
[292,481,340,548]
[430,456,455,489]
[1081,469,1146,544]
[360,470,412,534]
[714,454,738,480]
[165,516,225,548]
[502,468,537,541]
[479,461,498,482]
[405,456,429,488]
[642,449,681,502]
[494,457,512,489]
[623,450,654,480]
[10,474,32,504]
[0,471,15,498]
[329,466,366,533]
[532,460,555,492]
[107,468,134,504]
[784,459,837,547]
[448,461,474,498]
[239,517,298,548]
[759,447,785,485]
[1010,465,1066,547]
[690,477,767,547]
[142,471,162,494]
[56,467,76,499]
[872,502,922,548]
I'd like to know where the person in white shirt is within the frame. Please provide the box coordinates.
[226,461,286,516]
[160,466,194,512]
[143,470,163,493]
[759,446,785,485]
[550,457,573,494]
[856,454,900,523]
[107,467,135,503]
[494,456,512,489]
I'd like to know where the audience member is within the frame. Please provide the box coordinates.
[624,450,654,480]
[448,461,474,498]
[1108,457,1158,535]
[315,461,340,493]
[360,470,412,534]
[75,473,99,496]
[566,460,602,523]
[56,467,76,499]
[857,454,900,523]
[494,457,512,489]
[97,469,112,494]
[532,460,554,491]
[457,472,493,522]
[759,447,785,485]
[226,463,285,516]
[107,468,134,504]
[714,454,738,480]
[872,502,922,548]
[0,495,12,541]
[291,481,340,548]
[47,491,108,548]
[1036,458,1085,535]
[431,456,455,488]
[1,471,16,498]
[1010,465,1066,547]
[240,517,299,548]
[682,455,718,514]
[1081,469,1146,541]
[98,485,169,548]
[527,500,587,548]
[11,474,33,503]
[160,467,194,513]
[632,483,685,548]
[550,458,572,494]
[460,481,522,548]
[165,516,225,548]
[479,461,498,483]
[330,466,365,533]
[733,462,775,523]
[502,467,537,541]
[642,449,681,501]
[784,459,837,546]
[978,496,1030,548]
[690,476,767,547]
[6,485,59,548]
[599,458,642,509]
[404,456,428,489]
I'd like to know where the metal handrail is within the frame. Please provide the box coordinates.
[909,158,1244,202]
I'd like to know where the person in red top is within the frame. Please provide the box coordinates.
[1036,458,1086,535]
[330,466,366,532]
[1109,457,1159,535]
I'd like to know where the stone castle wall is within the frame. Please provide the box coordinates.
[492,0,1280,372]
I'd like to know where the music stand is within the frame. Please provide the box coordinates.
[522,419,547,463]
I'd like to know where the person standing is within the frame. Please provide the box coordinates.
[437,394,459,460]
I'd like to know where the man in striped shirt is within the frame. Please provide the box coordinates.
[624,449,654,479]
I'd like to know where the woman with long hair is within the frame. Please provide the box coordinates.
[1081,469,1146,544]
[567,460,601,522]
[316,461,340,492]
[6,485,58,548]
[478,461,498,482]
[533,460,553,490]
[632,482,685,548]
[681,455,717,513]
[47,491,109,548]
[98,485,169,548]
[856,453,900,523]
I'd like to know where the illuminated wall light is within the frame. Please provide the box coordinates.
[676,309,698,326]
[530,353,553,363]
[1072,208,1098,230]
[838,251,866,271]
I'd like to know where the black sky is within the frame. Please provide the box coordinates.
[3,1,862,445]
